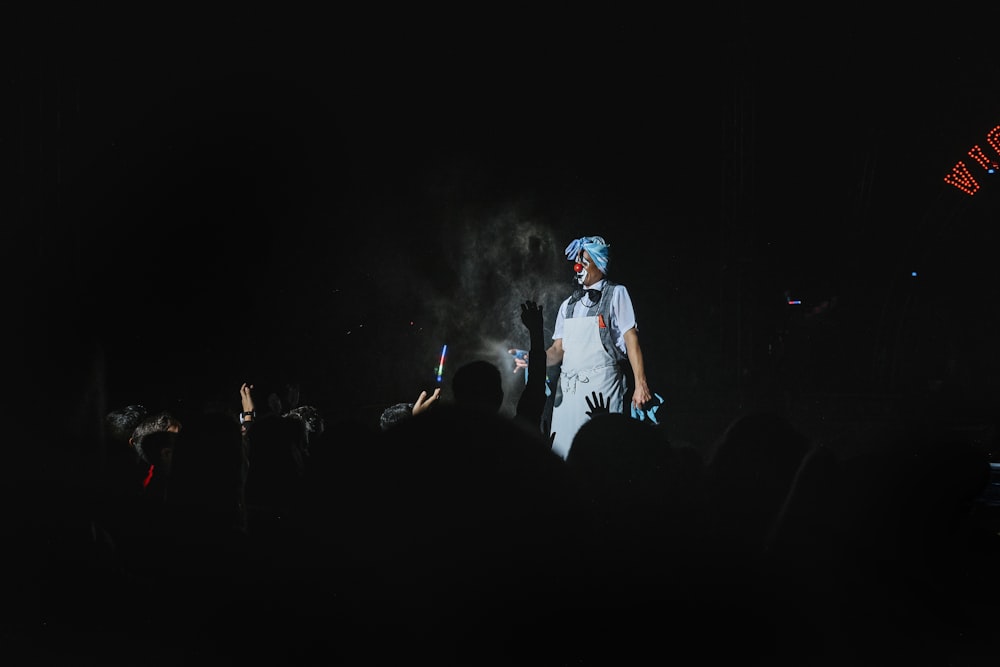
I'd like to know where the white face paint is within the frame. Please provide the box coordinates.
[574,253,590,285]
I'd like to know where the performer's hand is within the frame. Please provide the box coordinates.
[585,391,610,418]
[508,348,529,374]
[412,387,441,416]
[631,380,653,411]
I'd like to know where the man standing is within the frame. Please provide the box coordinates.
[513,235,653,459]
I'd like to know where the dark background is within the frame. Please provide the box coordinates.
[9,8,1000,447]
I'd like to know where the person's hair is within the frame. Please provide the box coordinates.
[131,410,182,449]
[284,405,325,444]
[105,404,148,445]
[379,402,414,431]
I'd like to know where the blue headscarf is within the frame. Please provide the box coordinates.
[564,236,610,275]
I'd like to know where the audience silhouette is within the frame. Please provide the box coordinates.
[9,357,1000,664]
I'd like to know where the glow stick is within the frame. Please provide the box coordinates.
[436,344,447,382]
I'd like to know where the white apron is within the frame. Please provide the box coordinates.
[549,315,626,460]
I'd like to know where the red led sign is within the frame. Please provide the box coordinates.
[944,125,1000,195]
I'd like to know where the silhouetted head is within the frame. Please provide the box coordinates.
[134,429,178,468]
[130,410,182,450]
[708,410,810,479]
[284,405,325,449]
[452,360,504,413]
[567,412,676,501]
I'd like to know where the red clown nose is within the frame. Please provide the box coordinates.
[573,263,583,273]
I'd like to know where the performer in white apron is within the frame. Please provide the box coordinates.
[549,288,627,459]
[512,235,654,460]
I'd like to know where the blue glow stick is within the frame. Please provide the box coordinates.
[436,344,447,382]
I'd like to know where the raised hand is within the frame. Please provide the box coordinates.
[240,382,255,414]
[585,390,610,418]
[520,300,543,335]
[412,387,441,416]
[508,348,529,374]
[239,382,256,431]
[510,300,543,375]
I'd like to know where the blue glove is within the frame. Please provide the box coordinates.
[631,393,664,424]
